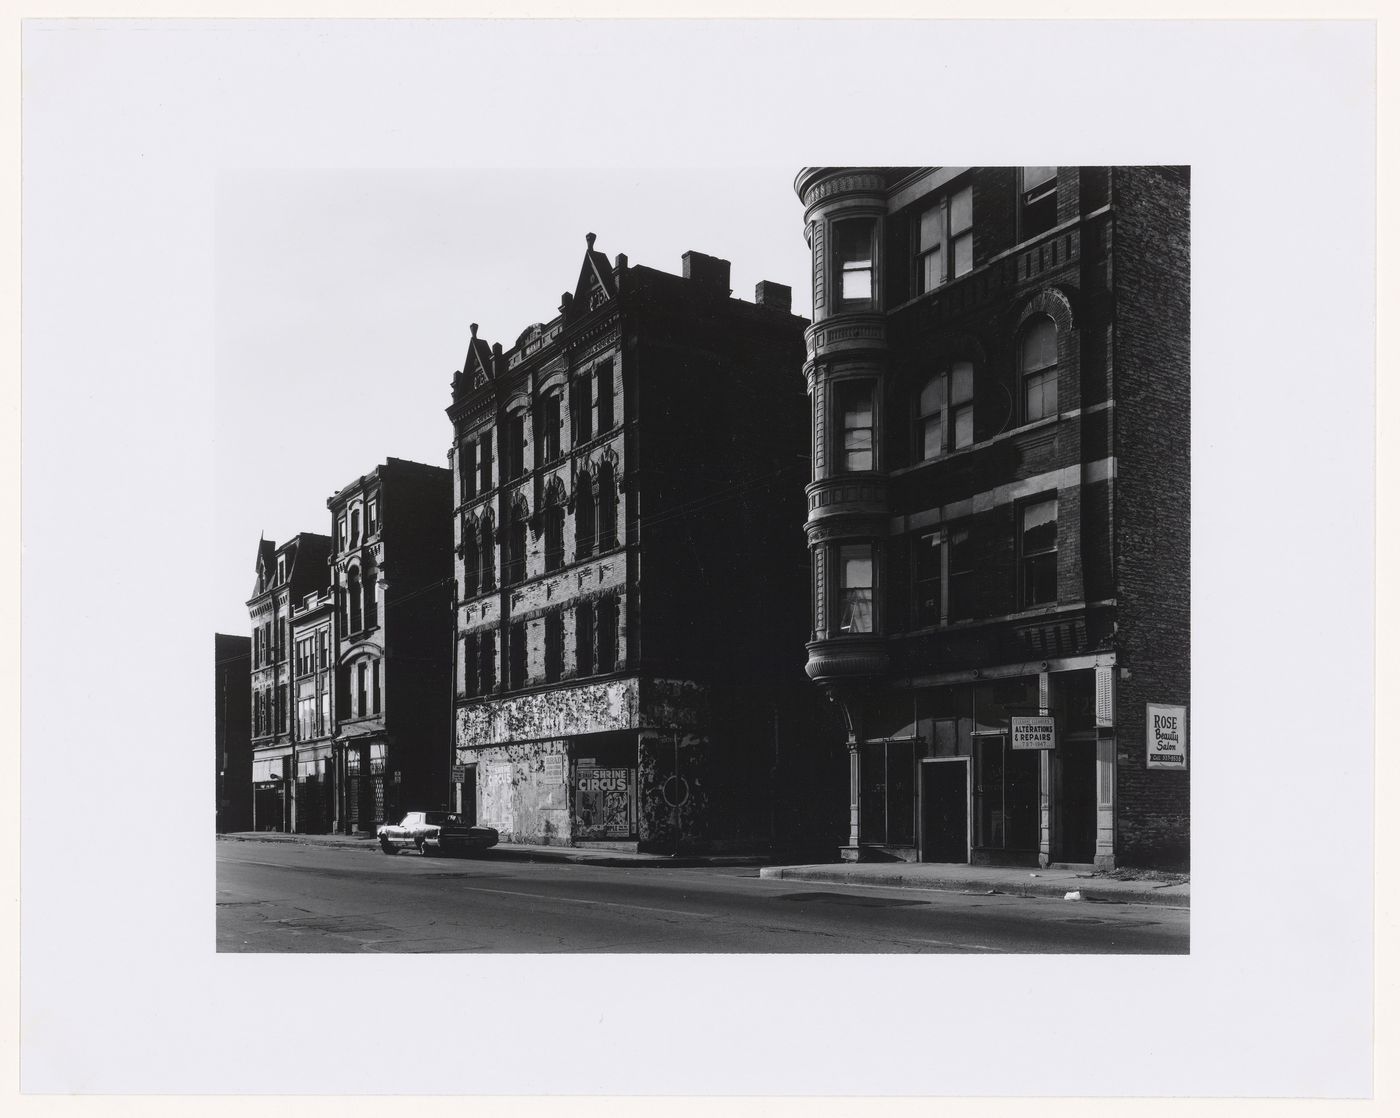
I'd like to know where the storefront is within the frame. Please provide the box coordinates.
[251,754,291,832]
[853,665,1112,867]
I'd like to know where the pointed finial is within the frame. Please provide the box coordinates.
[586,232,596,249]
[469,323,478,338]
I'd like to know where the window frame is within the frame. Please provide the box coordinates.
[914,184,974,295]
[834,378,877,474]
[835,541,877,636]
[916,360,975,461]
[540,391,563,464]
[1018,494,1059,609]
[1019,166,1059,241]
[1019,315,1060,424]
[833,217,876,309]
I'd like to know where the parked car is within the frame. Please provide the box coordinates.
[377,811,499,856]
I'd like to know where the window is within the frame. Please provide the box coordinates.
[948,526,975,621]
[478,631,496,694]
[508,620,527,690]
[278,686,288,733]
[917,360,974,460]
[506,411,527,480]
[596,462,617,550]
[347,569,362,633]
[362,562,377,630]
[540,392,562,463]
[836,380,875,472]
[1020,167,1058,240]
[372,658,382,714]
[366,497,379,537]
[1021,316,1059,422]
[317,630,328,670]
[544,500,564,572]
[837,544,875,634]
[914,533,942,627]
[572,377,593,444]
[859,740,917,846]
[915,185,973,293]
[575,472,595,559]
[461,633,479,697]
[596,596,619,673]
[545,612,563,683]
[479,432,493,492]
[1020,496,1058,607]
[504,503,527,586]
[596,360,615,432]
[356,662,368,717]
[319,681,331,734]
[350,510,361,548]
[462,524,480,597]
[337,516,348,551]
[576,601,595,676]
[459,440,478,500]
[297,690,316,740]
[835,220,874,305]
[478,515,495,591]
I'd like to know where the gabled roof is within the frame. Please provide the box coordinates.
[569,232,617,316]
[462,322,494,388]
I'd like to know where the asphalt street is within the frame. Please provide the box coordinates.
[217,840,1188,954]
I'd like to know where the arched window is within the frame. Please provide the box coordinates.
[347,567,362,634]
[462,520,480,597]
[596,462,617,550]
[479,513,495,591]
[917,360,974,460]
[1020,316,1059,423]
[575,470,595,559]
[361,558,378,630]
[540,391,563,463]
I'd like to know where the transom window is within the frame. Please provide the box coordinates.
[916,185,973,294]
[918,360,974,460]
[838,543,875,635]
[835,220,874,306]
[1019,496,1058,607]
[1020,316,1059,423]
[836,380,875,472]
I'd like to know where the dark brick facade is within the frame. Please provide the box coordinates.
[796,166,1189,869]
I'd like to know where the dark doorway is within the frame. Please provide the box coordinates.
[920,759,969,863]
[461,764,478,824]
[1057,740,1097,863]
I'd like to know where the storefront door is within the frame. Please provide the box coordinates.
[920,758,970,863]
[1057,740,1097,863]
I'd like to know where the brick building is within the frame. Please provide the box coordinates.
[215,633,251,833]
[795,167,1189,869]
[289,586,336,832]
[447,235,843,854]
[247,533,332,831]
[328,458,453,832]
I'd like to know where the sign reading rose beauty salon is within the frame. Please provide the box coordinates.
[1146,704,1188,770]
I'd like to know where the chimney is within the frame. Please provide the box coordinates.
[681,250,731,296]
[754,280,792,313]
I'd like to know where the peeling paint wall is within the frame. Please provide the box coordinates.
[457,678,640,747]
[474,739,572,845]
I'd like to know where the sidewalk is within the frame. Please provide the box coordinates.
[758,862,1190,908]
[217,831,1188,907]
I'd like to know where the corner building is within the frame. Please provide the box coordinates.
[796,167,1189,869]
[447,235,838,853]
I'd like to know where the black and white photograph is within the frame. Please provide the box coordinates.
[214,164,1192,956]
[19,14,1378,1103]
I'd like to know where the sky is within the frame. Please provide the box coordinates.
[215,167,811,631]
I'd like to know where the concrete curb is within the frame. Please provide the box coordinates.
[757,866,1190,909]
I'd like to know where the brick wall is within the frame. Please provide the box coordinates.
[1109,166,1191,868]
